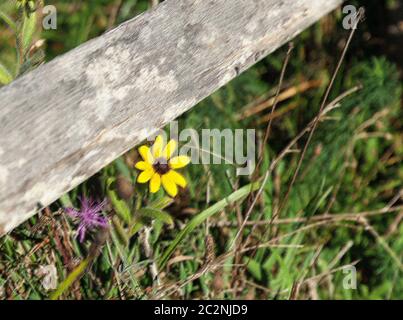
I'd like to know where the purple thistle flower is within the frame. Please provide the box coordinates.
[65,197,109,243]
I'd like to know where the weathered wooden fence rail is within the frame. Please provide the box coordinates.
[0,0,343,235]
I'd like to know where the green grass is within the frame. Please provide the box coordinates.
[0,0,402,300]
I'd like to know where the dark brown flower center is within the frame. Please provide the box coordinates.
[153,157,170,175]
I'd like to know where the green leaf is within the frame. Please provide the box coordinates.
[0,62,13,85]
[112,216,129,246]
[0,10,17,32]
[49,258,90,300]
[115,158,131,178]
[138,207,173,225]
[129,202,174,237]
[246,257,262,281]
[59,193,73,208]
[20,11,37,55]
[107,178,131,224]
[149,196,174,210]
[129,222,143,237]
[158,181,260,269]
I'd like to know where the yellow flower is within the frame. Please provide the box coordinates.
[135,135,190,197]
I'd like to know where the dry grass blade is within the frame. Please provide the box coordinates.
[273,7,365,222]
[238,79,322,120]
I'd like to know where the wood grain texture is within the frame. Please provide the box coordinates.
[0,0,343,235]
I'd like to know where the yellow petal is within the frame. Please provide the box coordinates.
[135,161,151,170]
[149,173,161,193]
[167,170,187,188]
[138,145,153,164]
[137,169,154,183]
[162,139,177,160]
[161,173,178,197]
[152,135,164,158]
[169,155,190,169]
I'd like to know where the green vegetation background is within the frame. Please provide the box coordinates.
[0,0,401,299]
